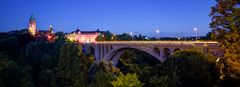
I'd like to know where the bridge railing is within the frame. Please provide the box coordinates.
[96,41,218,44]
[94,41,219,47]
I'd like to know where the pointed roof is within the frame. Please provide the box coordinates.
[29,14,36,22]
[49,25,53,31]
[49,25,52,28]
[48,25,54,33]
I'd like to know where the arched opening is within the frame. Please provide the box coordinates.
[107,48,161,66]
[82,44,96,60]
[163,48,170,59]
[153,47,161,56]
[111,48,161,74]
[174,48,181,52]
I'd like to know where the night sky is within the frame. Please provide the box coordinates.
[0,0,215,37]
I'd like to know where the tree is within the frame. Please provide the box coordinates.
[142,49,219,87]
[210,0,240,86]
[140,65,159,86]
[57,42,85,87]
[116,33,132,41]
[0,37,20,59]
[17,33,35,47]
[38,69,57,87]
[96,33,105,41]
[88,60,118,87]
[89,70,115,87]
[0,54,33,87]
[105,30,113,41]
[144,61,180,87]
[163,50,218,87]
[111,72,142,87]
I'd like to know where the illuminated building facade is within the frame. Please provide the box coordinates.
[27,14,55,42]
[66,29,99,43]
[28,14,37,36]
[43,25,55,42]
[27,14,107,43]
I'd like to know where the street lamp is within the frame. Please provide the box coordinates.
[156,30,160,40]
[130,32,133,41]
[193,27,197,41]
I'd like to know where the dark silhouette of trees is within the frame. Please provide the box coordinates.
[57,42,86,87]
[0,29,227,87]
[0,54,33,87]
[88,60,117,87]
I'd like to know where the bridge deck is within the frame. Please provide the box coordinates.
[96,41,218,44]
[93,41,219,47]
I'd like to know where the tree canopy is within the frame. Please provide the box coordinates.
[210,0,240,86]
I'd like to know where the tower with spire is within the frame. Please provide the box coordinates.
[48,25,54,33]
[28,14,37,36]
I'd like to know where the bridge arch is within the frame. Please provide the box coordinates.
[85,44,100,61]
[103,46,162,65]
[174,48,181,52]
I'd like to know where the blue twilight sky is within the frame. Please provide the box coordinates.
[0,0,215,37]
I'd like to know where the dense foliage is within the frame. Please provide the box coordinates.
[210,0,240,86]
[0,29,227,87]
[111,72,142,87]
[162,50,218,87]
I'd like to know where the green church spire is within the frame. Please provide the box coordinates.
[29,14,36,22]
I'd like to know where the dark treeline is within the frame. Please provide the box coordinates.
[0,30,141,87]
[0,29,236,87]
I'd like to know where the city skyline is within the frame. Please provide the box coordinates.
[0,0,215,37]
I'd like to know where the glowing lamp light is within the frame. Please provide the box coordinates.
[156,30,159,33]
[156,29,160,40]
[194,27,197,31]
[193,27,198,41]
[130,32,133,35]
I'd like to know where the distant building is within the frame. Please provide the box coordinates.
[28,14,37,36]
[66,29,109,43]
[66,29,98,43]
[27,14,55,42]
[27,14,111,43]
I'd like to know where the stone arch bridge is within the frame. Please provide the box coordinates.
[86,41,220,65]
